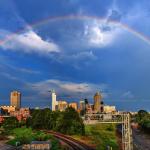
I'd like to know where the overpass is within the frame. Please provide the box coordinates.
[84,112,133,150]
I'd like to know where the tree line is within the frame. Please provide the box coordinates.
[0,107,85,135]
[27,107,85,135]
[135,110,150,133]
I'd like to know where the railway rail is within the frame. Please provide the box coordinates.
[46,131,95,150]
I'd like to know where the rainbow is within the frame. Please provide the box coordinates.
[0,15,150,46]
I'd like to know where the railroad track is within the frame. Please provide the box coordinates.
[46,131,95,150]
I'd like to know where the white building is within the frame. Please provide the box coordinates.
[51,90,58,111]
[103,105,116,113]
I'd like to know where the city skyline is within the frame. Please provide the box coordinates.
[1,90,116,114]
[0,90,149,112]
[0,0,150,111]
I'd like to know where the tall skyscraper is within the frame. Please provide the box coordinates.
[94,92,102,113]
[51,90,58,111]
[84,98,89,113]
[79,100,85,111]
[10,91,21,109]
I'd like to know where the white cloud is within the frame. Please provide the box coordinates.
[1,72,19,81]
[87,26,112,46]
[72,51,97,60]
[29,79,108,98]
[84,21,121,48]
[57,51,97,64]
[0,30,60,54]
[60,82,91,93]
[122,91,134,99]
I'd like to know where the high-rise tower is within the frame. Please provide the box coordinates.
[10,91,21,109]
[79,100,85,111]
[94,92,102,113]
[51,90,58,111]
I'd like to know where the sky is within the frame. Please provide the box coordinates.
[0,0,150,111]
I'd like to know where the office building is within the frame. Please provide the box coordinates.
[51,90,58,111]
[103,105,116,113]
[10,107,30,121]
[0,106,16,113]
[86,104,93,114]
[69,102,78,110]
[58,101,68,111]
[94,92,102,113]
[100,101,104,112]
[10,91,21,109]
[79,100,85,111]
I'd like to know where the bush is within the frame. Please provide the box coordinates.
[51,138,62,150]
[13,127,34,144]
[33,131,52,141]
[8,127,54,146]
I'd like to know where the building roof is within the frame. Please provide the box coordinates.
[95,91,100,95]
[31,141,50,144]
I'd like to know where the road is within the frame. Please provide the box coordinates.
[117,125,150,150]
[46,131,95,150]
[0,141,15,150]
[132,128,150,150]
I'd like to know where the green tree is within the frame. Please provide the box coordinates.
[55,107,85,135]
[13,127,33,144]
[33,131,52,141]
[138,110,148,119]
[27,108,85,135]
[2,117,19,130]
[135,110,150,133]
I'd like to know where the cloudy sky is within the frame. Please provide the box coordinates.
[0,0,150,111]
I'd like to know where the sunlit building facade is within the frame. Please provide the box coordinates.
[103,105,116,113]
[10,107,30,122]
[94,92,102,113]
[79,100,85,111]
[58,101,68,111]
[10,91,21,109]
[51,90,58,111]
[0,106,16,113]
[69,102,78,110]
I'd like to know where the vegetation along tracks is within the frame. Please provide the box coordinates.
[46,131,95,150]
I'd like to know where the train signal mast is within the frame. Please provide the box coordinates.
[85,112,133,150]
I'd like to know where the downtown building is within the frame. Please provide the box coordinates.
[10,91,21,109]
[0,91,21,115]
[103,105,116,113]
[93,92,104,113]
[69,102,78,111]
[51,90,58,111]
[57,101,68,111]
[79,100,86,111]
[10,107,30,122]
[0,106,16,113]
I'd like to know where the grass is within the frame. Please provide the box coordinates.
[5,124,119,150]
[73,124,119,150]
[7,139,19,146]
[6,127,63,149]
